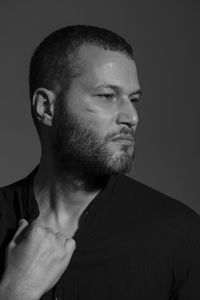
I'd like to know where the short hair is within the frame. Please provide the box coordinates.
[29,25,134,100]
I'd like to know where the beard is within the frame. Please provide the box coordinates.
[52,97,135,177]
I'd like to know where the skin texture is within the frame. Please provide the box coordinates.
[0,44,141,299]
[52,45,141,177]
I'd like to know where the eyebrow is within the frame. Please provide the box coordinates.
[95,84,143,97]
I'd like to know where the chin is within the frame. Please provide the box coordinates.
[105,152,134,175]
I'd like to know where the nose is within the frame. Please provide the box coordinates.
[116,99,139,128]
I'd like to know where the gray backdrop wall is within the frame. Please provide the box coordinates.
[0,0,199,213]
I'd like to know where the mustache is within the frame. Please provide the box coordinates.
[104,127,136,143]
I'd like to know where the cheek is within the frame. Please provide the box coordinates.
[84,99,117,124]
[68,92,116,134]
[84,108,116,137]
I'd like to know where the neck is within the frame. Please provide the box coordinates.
[33,154,109,230]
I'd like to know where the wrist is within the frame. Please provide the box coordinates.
[0,278,39,300]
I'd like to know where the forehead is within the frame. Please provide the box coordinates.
[75,44,140,91]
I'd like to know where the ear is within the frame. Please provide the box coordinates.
[32,88,56,126]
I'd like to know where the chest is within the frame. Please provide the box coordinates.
[41,229,177,300]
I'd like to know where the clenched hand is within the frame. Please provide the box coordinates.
[0,219,76,300]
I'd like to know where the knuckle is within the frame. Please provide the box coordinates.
[33,224,44,235]
[56,232,66,242]
[45,230,55,242]
[54,234,67,254]
[30,222,47,239]
[8,240,15,250]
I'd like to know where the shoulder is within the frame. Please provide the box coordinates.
[0,177,28,228]
[0,166,38,202]
[113,174,200,241]
[0,175,30,208]
[0,177,26,198]
[0,166,38,228]
[114,174,199,216]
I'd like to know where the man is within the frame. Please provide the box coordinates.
[0,25,200,300]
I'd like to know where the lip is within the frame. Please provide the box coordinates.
[111,135,134,142]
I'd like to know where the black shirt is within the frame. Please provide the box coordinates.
[1,167,200,299]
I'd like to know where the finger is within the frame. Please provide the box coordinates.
[64,238,76,260]
[10,219,29,247]
[54,231,65,244]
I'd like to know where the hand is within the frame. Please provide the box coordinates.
[0,219,76,300]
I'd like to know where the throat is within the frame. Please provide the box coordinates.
[34,182,104,238]
[33,165,110,237]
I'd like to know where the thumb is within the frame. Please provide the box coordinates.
[65,238,76,259]
[10,219,29,247]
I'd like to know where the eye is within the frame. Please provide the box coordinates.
[130,97,140,104]
[97,94,115,101]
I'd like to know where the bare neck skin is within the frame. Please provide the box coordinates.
[33,151,108,238]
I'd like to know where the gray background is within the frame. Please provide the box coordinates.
[0,0,199,212]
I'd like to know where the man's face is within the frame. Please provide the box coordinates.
[53,44,141,176]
